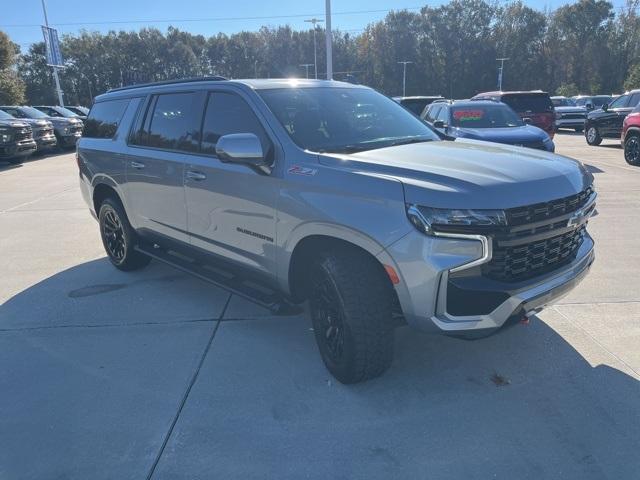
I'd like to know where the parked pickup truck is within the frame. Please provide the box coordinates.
[0,111,36,164]
[78,78,596,383]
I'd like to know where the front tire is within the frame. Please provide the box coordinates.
[98,197,151,271]
[586,125,602,146]
[624,133,640,166]
[309,247,395,384]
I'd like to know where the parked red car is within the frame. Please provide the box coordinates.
[622,101,640,165]
[471,91,556,139]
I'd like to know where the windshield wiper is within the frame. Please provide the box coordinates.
[385,136,434,148]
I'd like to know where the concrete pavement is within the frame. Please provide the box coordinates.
[1,134,639,479]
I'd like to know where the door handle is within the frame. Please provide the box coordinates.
[186,170,207,181]
[130,161,145,169]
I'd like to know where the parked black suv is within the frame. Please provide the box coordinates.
[584,90,640,145]
[0,111,37,164]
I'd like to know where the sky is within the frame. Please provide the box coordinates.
[1,0,631,53]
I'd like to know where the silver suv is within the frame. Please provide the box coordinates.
[78,78,596,384]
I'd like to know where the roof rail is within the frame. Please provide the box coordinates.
[107,76,227,93]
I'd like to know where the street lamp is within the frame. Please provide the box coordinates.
[300,63,314,79]
[304,18,323,80]
[398,61,413,97]
[497,58,509,91]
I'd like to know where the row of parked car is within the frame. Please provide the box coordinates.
[395,90,640,166]
[0,105,88,164]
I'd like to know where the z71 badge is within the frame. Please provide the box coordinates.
[288,165,318,176]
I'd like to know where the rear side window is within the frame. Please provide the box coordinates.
[200,92,269,155]
[401,99,428,116]
[134,92,201,152]
[501,94,553,113]
[83,99,130,139]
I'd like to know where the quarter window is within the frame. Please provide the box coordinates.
[628,92,640,109]
[83,99,131,139]
[200,92,269,155]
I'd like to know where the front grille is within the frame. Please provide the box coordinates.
[481,187,594,282]
[35,127,54,138]
[561,113,586,120]
[506,187,593,226]
[483,226,586,282]
[15,128,32,142]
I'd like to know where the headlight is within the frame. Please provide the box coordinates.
[406,204,506,235]
[62,126,71,134]
[0,130,11,143]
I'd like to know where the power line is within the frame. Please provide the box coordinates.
[0,7,423,28]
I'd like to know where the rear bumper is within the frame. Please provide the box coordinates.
[379,228,594,334]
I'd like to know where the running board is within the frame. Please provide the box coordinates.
[135,243,303,316]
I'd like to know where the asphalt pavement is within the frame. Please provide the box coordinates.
[1,133,639,479]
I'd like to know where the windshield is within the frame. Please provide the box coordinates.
[451,104,524,128]
[12,107,49,119]
[575,96,611,107]
[552,98,576,107]
[399,98,431,115]
[38,106,80,118]
[501,94,553,113]
[0,110,14,120]
[259,87,440,153]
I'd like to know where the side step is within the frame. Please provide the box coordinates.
[135,243,303,316]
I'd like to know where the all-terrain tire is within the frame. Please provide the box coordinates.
[98,197,151,271]
[309,246,395,384]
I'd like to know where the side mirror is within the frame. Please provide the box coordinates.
[602,103,608,112]
[585,102,594,111]
[523,117,532,124]
[433,120,446,129]
[215,133,266,166]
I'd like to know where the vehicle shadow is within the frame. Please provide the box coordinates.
[1,257,638,479]
[0,150,71,172]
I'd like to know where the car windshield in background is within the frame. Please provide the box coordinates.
[0,110,14,120]
[259,87,440,153]
[400,99,430,115]
[10,107,49,119]
[552,98,577,107]
[502,94,553,112]
[38,106,80,118]
[450,104,524,128]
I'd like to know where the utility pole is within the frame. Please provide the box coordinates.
[497,58,509,91]
[325,0,333,80]
[398,61,413,97]
[300,64,314,79]
[304,18,323,79]
[41,0,64,106]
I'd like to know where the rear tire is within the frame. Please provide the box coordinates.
[624,133,640,166]
[586,125,602,146]
[308,246,395,384]
[98,197,151,271]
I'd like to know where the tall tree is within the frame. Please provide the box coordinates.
[0,30,26,104]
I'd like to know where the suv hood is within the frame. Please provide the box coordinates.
[319,139,591,209]
[13,118,52,128]
[452,125,548,143]
[47,117,82,127]
[0,119,30,129]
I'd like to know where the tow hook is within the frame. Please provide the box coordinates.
[521,308,542,325]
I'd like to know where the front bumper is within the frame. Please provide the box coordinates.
[59,133,82,147]
[379,229,594,334]
[0,140,37,159]
[35,134,58,150]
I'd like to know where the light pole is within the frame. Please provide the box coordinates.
[304,18,323,80]
[41,0,64,106]
[398,61,413,97]
[325,0,332,80]
[497,58,509,91]
[300,64,314,79]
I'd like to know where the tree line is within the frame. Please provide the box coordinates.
[2,0,640,106]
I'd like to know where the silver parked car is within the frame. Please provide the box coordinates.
[78,78,596,383]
